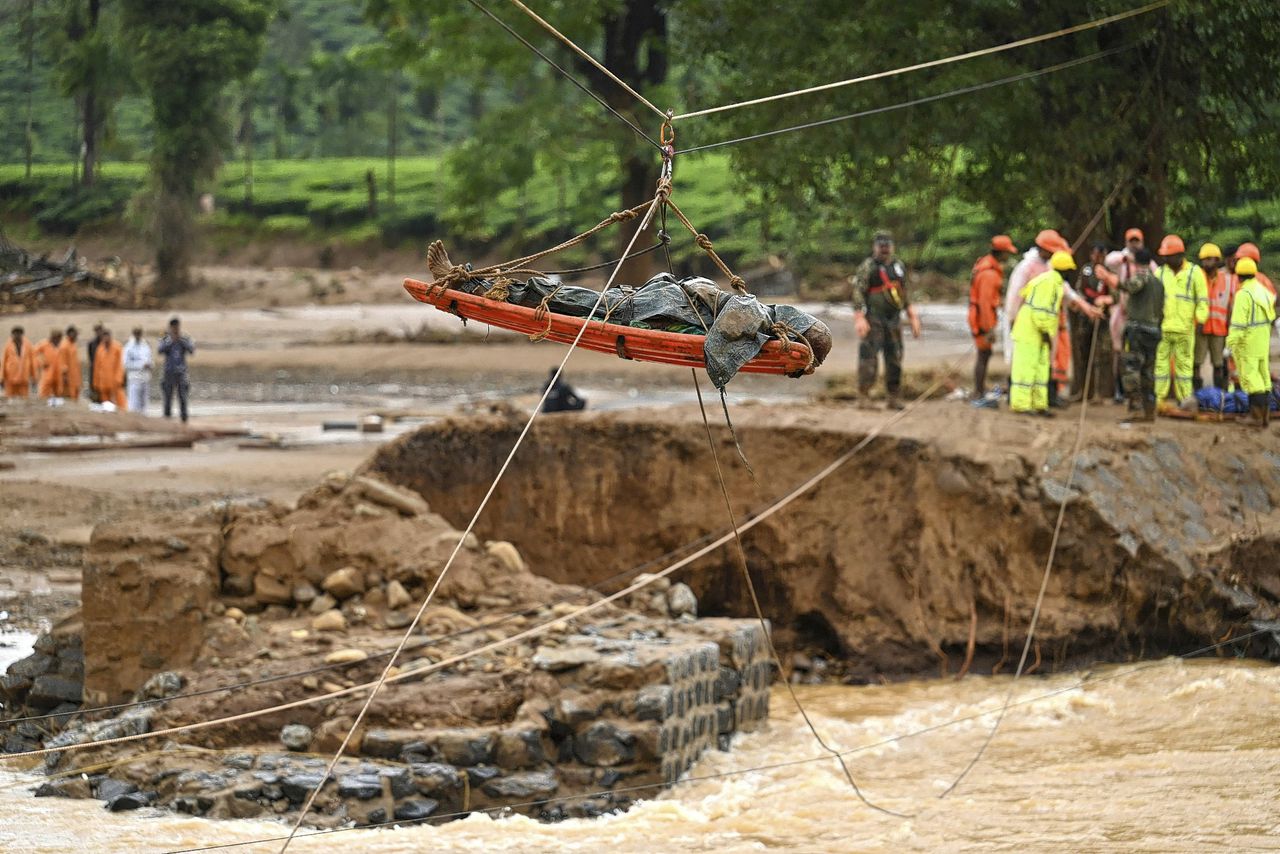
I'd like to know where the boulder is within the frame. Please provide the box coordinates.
[337,774,382,800]
[485,541,525,574]
[281,773,328,804]
[280,724,313,752]
[667,583,698,618]
[253,573,293,605]
[139,671,184,700]
[532,647,597,672]
[394,798,439,821]
[354,476,429,516]
[95,778,138,801]
[292,582,318,605]
[105,791,154,812]
[308,594,337,615]
[311,610,347,632]
[482,770,558,799]
[323,648,367,665]
[27,675,83,709]
[386,580,412,611]
[573,722,636,766]
[322,567,365,600]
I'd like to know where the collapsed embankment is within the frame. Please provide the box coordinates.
[365,403,1280,678]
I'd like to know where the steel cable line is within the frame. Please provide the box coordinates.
[157,625,1270,854]
[464,0,663,151]
[276,194,665,852]
[671,0,1168,122]
[680,45,1135,155]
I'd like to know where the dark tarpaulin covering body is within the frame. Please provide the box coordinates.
[458,272,829,388]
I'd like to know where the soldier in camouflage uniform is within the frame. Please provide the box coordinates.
[852,232,922,408]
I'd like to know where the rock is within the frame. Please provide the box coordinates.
[34,777,91,798]
[362,586,387,609]
[380,767,415,798]
[323,648,368,665]
[27,675,83,709]
[7,653,54,680]
[309,593,338,615]
[17,529,50,546]
[573,722,635,767]
[253,573,293,605]
[105,791,154,812]
[383,611,413,629]
[436,731,493,766]
[482,770,558,799]
[166,537,190,553]
[410,763,461,795]
[635,685,673,721]
[223,753,255,770]
[464,765,501,785]
[225,607,246,622]
[337,774,382,800]
[322,567,365,600]
[495,729,547,769]
[353,502,385,518]
[667,583,697,618]
[355,476,429,516]
[292,582,318,605]
[362,807,387,826]
[485,541,525,574]
[386,580,412,610]
[140,671,184,700]
[95,778,139,801]
[280,724,313,752]
[394,798,439,821]
[0,674,33,700]
[532,646,597,672]
[311,610,347,632]
[281,773,328,804]
[791,652,813,672]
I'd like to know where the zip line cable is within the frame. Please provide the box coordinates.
[464,0,663,151]
[159,625,1271,854]
[277,194,665,852]
[504,0,668,121]
[671,0,1168,121]
[680,45,1134,155]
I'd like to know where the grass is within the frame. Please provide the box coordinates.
[3,157,1279,282]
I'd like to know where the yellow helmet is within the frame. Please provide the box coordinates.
[1050,251,1077,272]
[1199,242,1222,261]
[1236,256,1258,277]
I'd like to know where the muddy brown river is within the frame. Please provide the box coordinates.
[2,657,1275,853]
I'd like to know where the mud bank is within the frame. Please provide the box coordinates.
[366,403,1280,678]
[3,471,770,827]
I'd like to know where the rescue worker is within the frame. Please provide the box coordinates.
[1236,243,1276,295]
[35,329,64,398]
[1009,251,1077,416]
[1225,257,1276,427]
[1106,228,1151,402]
[1195,243,1233,390]
[1116,248,1164,422]
[852,232,921,409]
[1154,234,1209,404]
[1002,230,1061,364]
[2,326,37,398]
[123,327,153,414]
[968,234,1017,401]
[1071,243,1117,400]
[59,326,81,399]
[91,329,126,409]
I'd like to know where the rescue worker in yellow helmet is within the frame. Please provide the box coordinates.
[1010,251,1077,416]
[1225,256,1276,427]
[1154,234,1209,404]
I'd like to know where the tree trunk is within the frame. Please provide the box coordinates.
[80,0,101,188]
[23,0,35,181]
[154,180,194,296]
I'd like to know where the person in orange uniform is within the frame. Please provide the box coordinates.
[968,234,1017,402]
[1196,244,1234,390]
[3,326,37,398]
[58,326,82,399]
[91,328,126,408]
[1236,243,1275,295]
[35,329,64,398]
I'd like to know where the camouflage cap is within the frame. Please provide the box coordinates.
[873,231,894,245]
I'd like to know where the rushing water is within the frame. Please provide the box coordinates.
[2,658,1277,853]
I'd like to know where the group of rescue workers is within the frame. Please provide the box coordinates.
[852,229,1277,427]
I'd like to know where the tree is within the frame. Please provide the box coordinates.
[678,0,1280,252]
[367,0,675,279]
[120,0,275,293]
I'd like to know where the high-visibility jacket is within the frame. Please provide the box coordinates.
[1012,269,1065,342]
[967,254,1005,339]
[1202,270,1237,337]
[1226,277,1276,394]
[1158,262,1209,335]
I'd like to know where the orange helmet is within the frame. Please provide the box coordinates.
[1035,229,1064,252]
[1237,242,1262,262]
[991,235,1017,253]
[1158,234,1186,256]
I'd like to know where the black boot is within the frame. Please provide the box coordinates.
[1212,366,1228,390]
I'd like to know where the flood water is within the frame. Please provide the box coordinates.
[3,657,1276,853]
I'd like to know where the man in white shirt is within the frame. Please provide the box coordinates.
[123,327,153,414]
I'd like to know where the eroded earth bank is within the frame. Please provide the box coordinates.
[3,402,1279,830]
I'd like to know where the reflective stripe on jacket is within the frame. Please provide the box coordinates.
[1202,270,1236,337]
[1012,269,1065,342]
[1226,278,1276,352]
[1159,262,1209,334]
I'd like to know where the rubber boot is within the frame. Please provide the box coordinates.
[1193,373,1203,392]
[1263,396,1272,429]
[1123,401,1155,424]
[1213,365,1228,390]
[1244,394,1267,427]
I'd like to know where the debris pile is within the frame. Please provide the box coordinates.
[0,234,146,310]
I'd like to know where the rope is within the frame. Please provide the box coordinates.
[277,192,664,852]
[680,45,1135,155]
[504,0,667,121]
[671,0,1168,121]
[159,624,1271,854]
[462,0,663,151]
[663,196,749,294]
[692,369,910,818]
